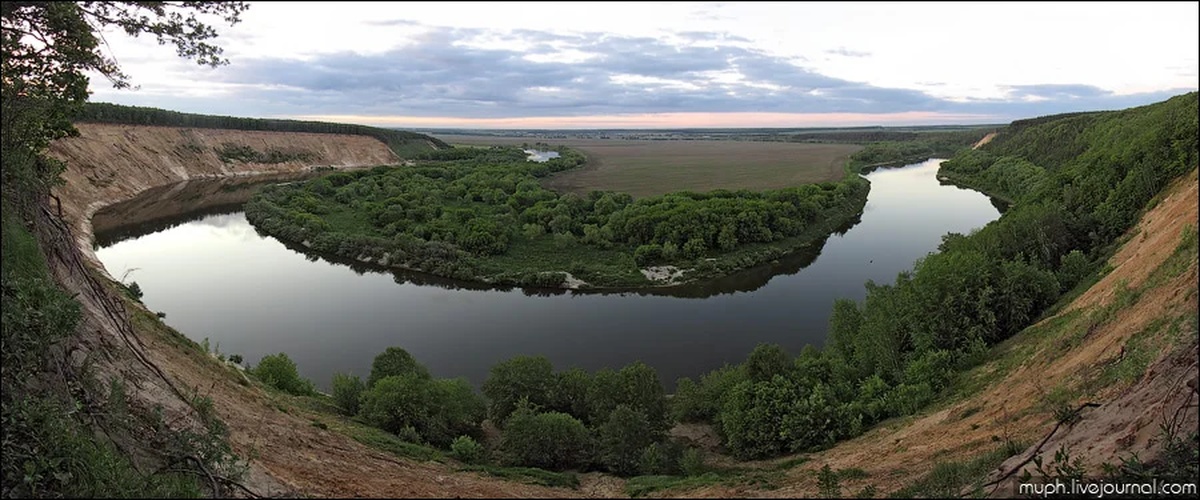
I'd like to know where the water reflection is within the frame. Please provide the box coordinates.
[95,159,1001,390]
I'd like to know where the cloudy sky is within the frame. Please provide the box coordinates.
[88,2,1198,129]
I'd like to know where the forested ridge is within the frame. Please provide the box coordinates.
[668,92,1198,459]
[245,145,871,288]
[76,102,449,157]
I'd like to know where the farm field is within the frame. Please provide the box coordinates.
[433,135,862,198]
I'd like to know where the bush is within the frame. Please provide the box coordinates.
[359,374,485,447]
[331,373,365,416]
[499,403,591,471]
[450,435,485,464]
[719,377,798,459]
[639,441,684,476]
[368,347,431,387]
[251,353,314,395]
[1056,249,1091,291]
[680,448,706,477]
[598,405,656,476]
[586,362,669,434]
[482,355,556,424]
[670,364,746,423]
[745,343,791,383]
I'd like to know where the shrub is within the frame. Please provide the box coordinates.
[586,362,669,434]
[359,374,485,447]
[745,343,791,383]
[499,403,591,471]
[251,353,314,395]
[450,435,485,464]
[368,347,431,387]
[634,244,663,266]
[680,448,706,477]
[670,364,746,423]
[639,441,684,476]
[551,367,592,420]
[719,377,799,459]
[598,405,656,476]
[331,373,365,416]
[1056,249,1091,291]
[482,355,556,424]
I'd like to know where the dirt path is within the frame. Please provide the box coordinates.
[972,131,998,149]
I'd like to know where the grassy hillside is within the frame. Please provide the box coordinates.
[77,102,449,158]
[663,92,1197,468]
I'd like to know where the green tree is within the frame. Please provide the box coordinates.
[482,355,556,424]
[745,343,791,383]
[368,346,431,387]
[597,404,656,476]
[499,402,591,471]
[586,362,669,435]
[252,353,314,395]
[359,374,485,447]
[331,372,365,416]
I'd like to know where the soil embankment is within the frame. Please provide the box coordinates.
[44,124,580,497]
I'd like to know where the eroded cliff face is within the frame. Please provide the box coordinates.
[48,123,397,271]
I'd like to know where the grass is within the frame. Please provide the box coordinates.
[626,473,726,497]
[890,443,1024,498]
[625,465,788,497]
[3,208,232,497]
[439,135,862,198]
[458,465,579,489]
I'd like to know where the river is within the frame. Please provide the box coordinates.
[94,158,1001,390]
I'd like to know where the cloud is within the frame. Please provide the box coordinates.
[826,47,871,58]
[124,22,1191,124]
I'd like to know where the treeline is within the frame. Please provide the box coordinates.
[787,128,990,146]
[848,135,981,169]
[245,145,868,288]
[250,347,704,477]
[75,102,449,157]
[669,92,1198,459]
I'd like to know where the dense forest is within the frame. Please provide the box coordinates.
[77,102,449,157]
[668,92,1198,458]
[245,145,871,288]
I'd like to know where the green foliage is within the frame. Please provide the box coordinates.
[482,355,556,424]
[498,403,591,471]
[598,405,657,476]
[624,473,726,498]
[817,464,841,498]
[251,353,315,396]
[330,372,365,416]
[639,441,685,476]
[893,444,1024,498]
[368,346,431,387]
[244,144,869,288]
[459,464,580,489]
[450,435,485,464]
[3,3,251,497]
[215,142,315,164]
[551,367,593,420]
[680,448,706,477]
[671,364,747,423]
[745,343,792,383]
[586,362,670,434]
[358,374,485,448]
[78,102,447,157]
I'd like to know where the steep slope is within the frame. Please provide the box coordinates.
[41,123,578,497]
[662,169,1197,498]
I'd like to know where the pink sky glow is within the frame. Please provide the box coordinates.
[288,111,1001,129]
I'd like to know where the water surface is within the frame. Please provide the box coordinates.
[95,159,999,390]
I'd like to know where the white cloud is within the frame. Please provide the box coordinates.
[85,1,1199,126]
